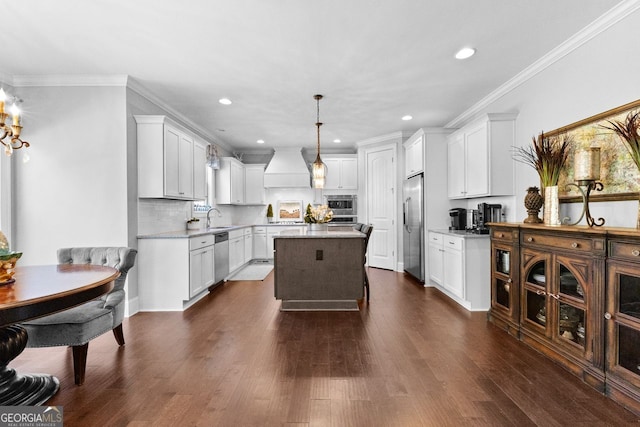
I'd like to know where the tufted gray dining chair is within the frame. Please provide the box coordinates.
[22,247,137,385]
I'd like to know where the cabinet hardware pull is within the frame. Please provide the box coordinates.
[507,278,512,283]
[536,290,546,296]
[527,237,533,242]
[571,242,578,248]
[497,233,503,238]
[604,312,612,320]
[549,293,559,300]
[632,249,640,257]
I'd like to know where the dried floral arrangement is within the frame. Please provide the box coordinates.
[601,111,640,170]
[512,132,573,188]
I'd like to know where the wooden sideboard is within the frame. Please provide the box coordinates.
[489,223,640,415]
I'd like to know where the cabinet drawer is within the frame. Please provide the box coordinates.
[229,229,244,239]
[253,226,267,234]
[609,240,640,262]
[244,227,252,236]
[190,234,216,250]
[521,232,604,254]
[444,236,463,251]
[491,227,517,243]
[428,233,443,247]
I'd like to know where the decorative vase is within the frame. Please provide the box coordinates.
[308,223,328,231]
[543,185,561,226]
[523,186,543,224]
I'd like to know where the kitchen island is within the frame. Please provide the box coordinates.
[273,227,366,311]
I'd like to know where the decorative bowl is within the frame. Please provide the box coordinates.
[0,251,22,285]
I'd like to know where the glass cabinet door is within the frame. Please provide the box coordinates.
[494,248,511,309]
[555,264,586,349]
[522,259,547,334]
[608,264,640,384]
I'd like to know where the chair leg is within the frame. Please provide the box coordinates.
[72,343,89,386]
[113,324,125,346]
[364,269,370,302]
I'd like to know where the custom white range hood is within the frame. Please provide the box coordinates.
[263,147,311,188]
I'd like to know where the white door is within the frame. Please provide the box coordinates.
[366,145,396,270]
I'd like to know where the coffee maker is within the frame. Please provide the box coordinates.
[475,203,502,234]
[449,208,467,230]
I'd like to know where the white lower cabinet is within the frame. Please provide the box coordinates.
[428,232,444,285]
[189,239,215,298]
[229,229,245,272]
[138,234,216,311]
[244,228,253,262]
[427,231,490,311]
[442,236,464,299]
[253,227,267,259]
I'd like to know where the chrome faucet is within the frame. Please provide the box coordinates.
[206,207,222,228]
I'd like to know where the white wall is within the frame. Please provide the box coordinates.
[454,8,640,227]
[14,86,129,264]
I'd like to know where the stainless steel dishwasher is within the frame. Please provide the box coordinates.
[214,232,229,285]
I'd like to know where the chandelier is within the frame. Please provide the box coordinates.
[0,88,29,157]
[312,94,327,189]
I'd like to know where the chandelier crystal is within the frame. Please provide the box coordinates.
[312,94,327,189]
[0,88,29,157]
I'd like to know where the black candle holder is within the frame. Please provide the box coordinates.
[562,180,605,227]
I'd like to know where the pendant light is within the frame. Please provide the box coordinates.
[312,94,327,188]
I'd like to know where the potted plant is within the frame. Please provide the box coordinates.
[513,132,572,225]
[602,111,640,227]
[186,217,200,230]
[266,204,274,223]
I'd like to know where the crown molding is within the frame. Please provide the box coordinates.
[126,77,231,151]
[355,131,406,148]
[12,74,129,87]
[445,0,640,129]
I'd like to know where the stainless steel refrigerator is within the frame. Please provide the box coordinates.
[403,174,424,282]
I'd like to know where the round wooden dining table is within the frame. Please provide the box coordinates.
[0,264,120,405]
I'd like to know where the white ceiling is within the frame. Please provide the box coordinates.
[0,0,623,151]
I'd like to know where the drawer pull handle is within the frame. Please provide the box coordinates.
[632,249,640,257]
[497,233,503,238]
[549,293,559,300]
[604,312,612,320]
[571,242,578,248]
[527,237,533,242]
[536,290,546,296]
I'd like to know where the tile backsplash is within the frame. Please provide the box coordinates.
[138,199,192,235]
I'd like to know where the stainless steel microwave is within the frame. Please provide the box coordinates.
[324,195,357,216]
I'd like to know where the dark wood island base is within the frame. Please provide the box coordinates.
[274,228,365,311]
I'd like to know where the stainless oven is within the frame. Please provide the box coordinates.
[325,195,357,224]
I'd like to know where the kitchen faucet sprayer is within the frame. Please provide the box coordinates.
[206,207,222,228]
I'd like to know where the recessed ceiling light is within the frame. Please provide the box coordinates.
[455,47,476,60]
[256,139,265,144]
[402,115,413,121]
[218,98,232,105]
[333,139,341,143]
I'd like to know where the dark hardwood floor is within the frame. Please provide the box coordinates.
[12,267,640,426]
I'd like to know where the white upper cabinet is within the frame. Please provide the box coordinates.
[323,155,357,190]
[193,139,207,200]
[244,164,266,205]
[216,157,245,205]
[136,115,208,201]
[217,160,266,205]
[447,113,517,199]
[404,130,424,178]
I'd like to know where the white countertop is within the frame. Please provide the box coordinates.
[429,229,490,239]
[273,228,364,238]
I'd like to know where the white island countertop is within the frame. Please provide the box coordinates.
[274,228,364,238]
